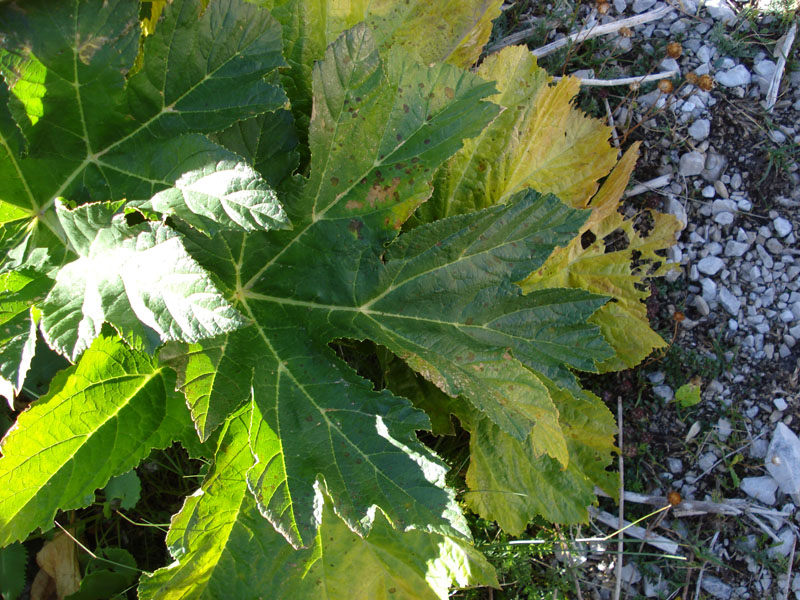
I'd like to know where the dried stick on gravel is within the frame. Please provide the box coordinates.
[765,22,797,112]
[556,70,678,87]
[487,5,674,56]
[588,507,680,554]
[594,488,793,519]
[783,530,797,600]
[624,174,672,197]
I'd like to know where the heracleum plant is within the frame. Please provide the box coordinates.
[0,0,680,597]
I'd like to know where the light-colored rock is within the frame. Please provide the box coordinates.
[694,295,710,316]
[665,197,688,229]
[653,385,674,402]
[688,119,711,142]
[667,457,683,474]
[701,575,733,599]
[701,277,718,301]
[632,0,656,12]
[769,528,797,558]
[716,65,751,88]
[679,151,706,176]
[724,240,749,257]
[714,211,734,226]
[719,286,741,315]
[705,0,737,24]
[774,217,793,238]
[698,256,725,276]
[766,423,800,502]
[740,475,778,505]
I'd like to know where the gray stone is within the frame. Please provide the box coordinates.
[698,256,725,275]
[665,197,687,229]
[614,0,627,12]
[716,65,752,88]
[740,475,778,505]
[717,418,732,440]
[766,238,784,254]
[719,287,741,315]
[724,240,749,257]
[712,199,736,213]
[770,129,787,144]
[701,277,718,301]
[653,385,674,402]
[694,295,710,316]
[769,528,797,558]
[699,451,717,471]
[679,151,706,176]
[766,423,800,501]
[714,211,734,226]
[702,185,716,198]
[703,152,727,181]
[775,397,789,411]
[754,59,777,79]
[705,0,737,24]
[774,217,793,238]
[667,457,683,474]
[701,575,733,599]
[632,0,656,12]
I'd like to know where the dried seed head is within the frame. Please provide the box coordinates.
[667,490,682,506]
[658,79,674,94]
[629,80,641,91]
[697,74,714,91]
[620,26,633,38]
[673,311,685,322]
[597,1,610,14]
[666,42,682,59]
[685,71,699,85]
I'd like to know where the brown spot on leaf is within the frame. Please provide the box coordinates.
[445,86,454,99]
[403,104,409,113]
[330,177,339,186]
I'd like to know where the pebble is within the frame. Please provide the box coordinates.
[719,286,741,315]
[653,385,674,402]
[694,295,710,316]
[774,217,793,238]
[705,0,737,24]
[724,240,749,257]
[766,238,784,254]
[688,118,710,141]
[714,211,734,226]
[715,65,752,88]
[698,256,725,275]
[740,476,778,505]
[632,0,656,12]
[679,151,706,176]
[775,397,789,411]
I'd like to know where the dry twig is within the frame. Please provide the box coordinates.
[488,5,675,56]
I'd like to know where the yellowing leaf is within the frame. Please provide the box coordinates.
[459,381,617,534]
[522,145,682,371]
[419,45,619,222]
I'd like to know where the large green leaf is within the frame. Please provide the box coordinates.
[264,0,502,157]
[138,407,498,600]
[163,25,613,548]
[0,0,288,225]
[0,336,194,546]
[0,270,48,404]
[38,202,247,361]
[458,379,618,534]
